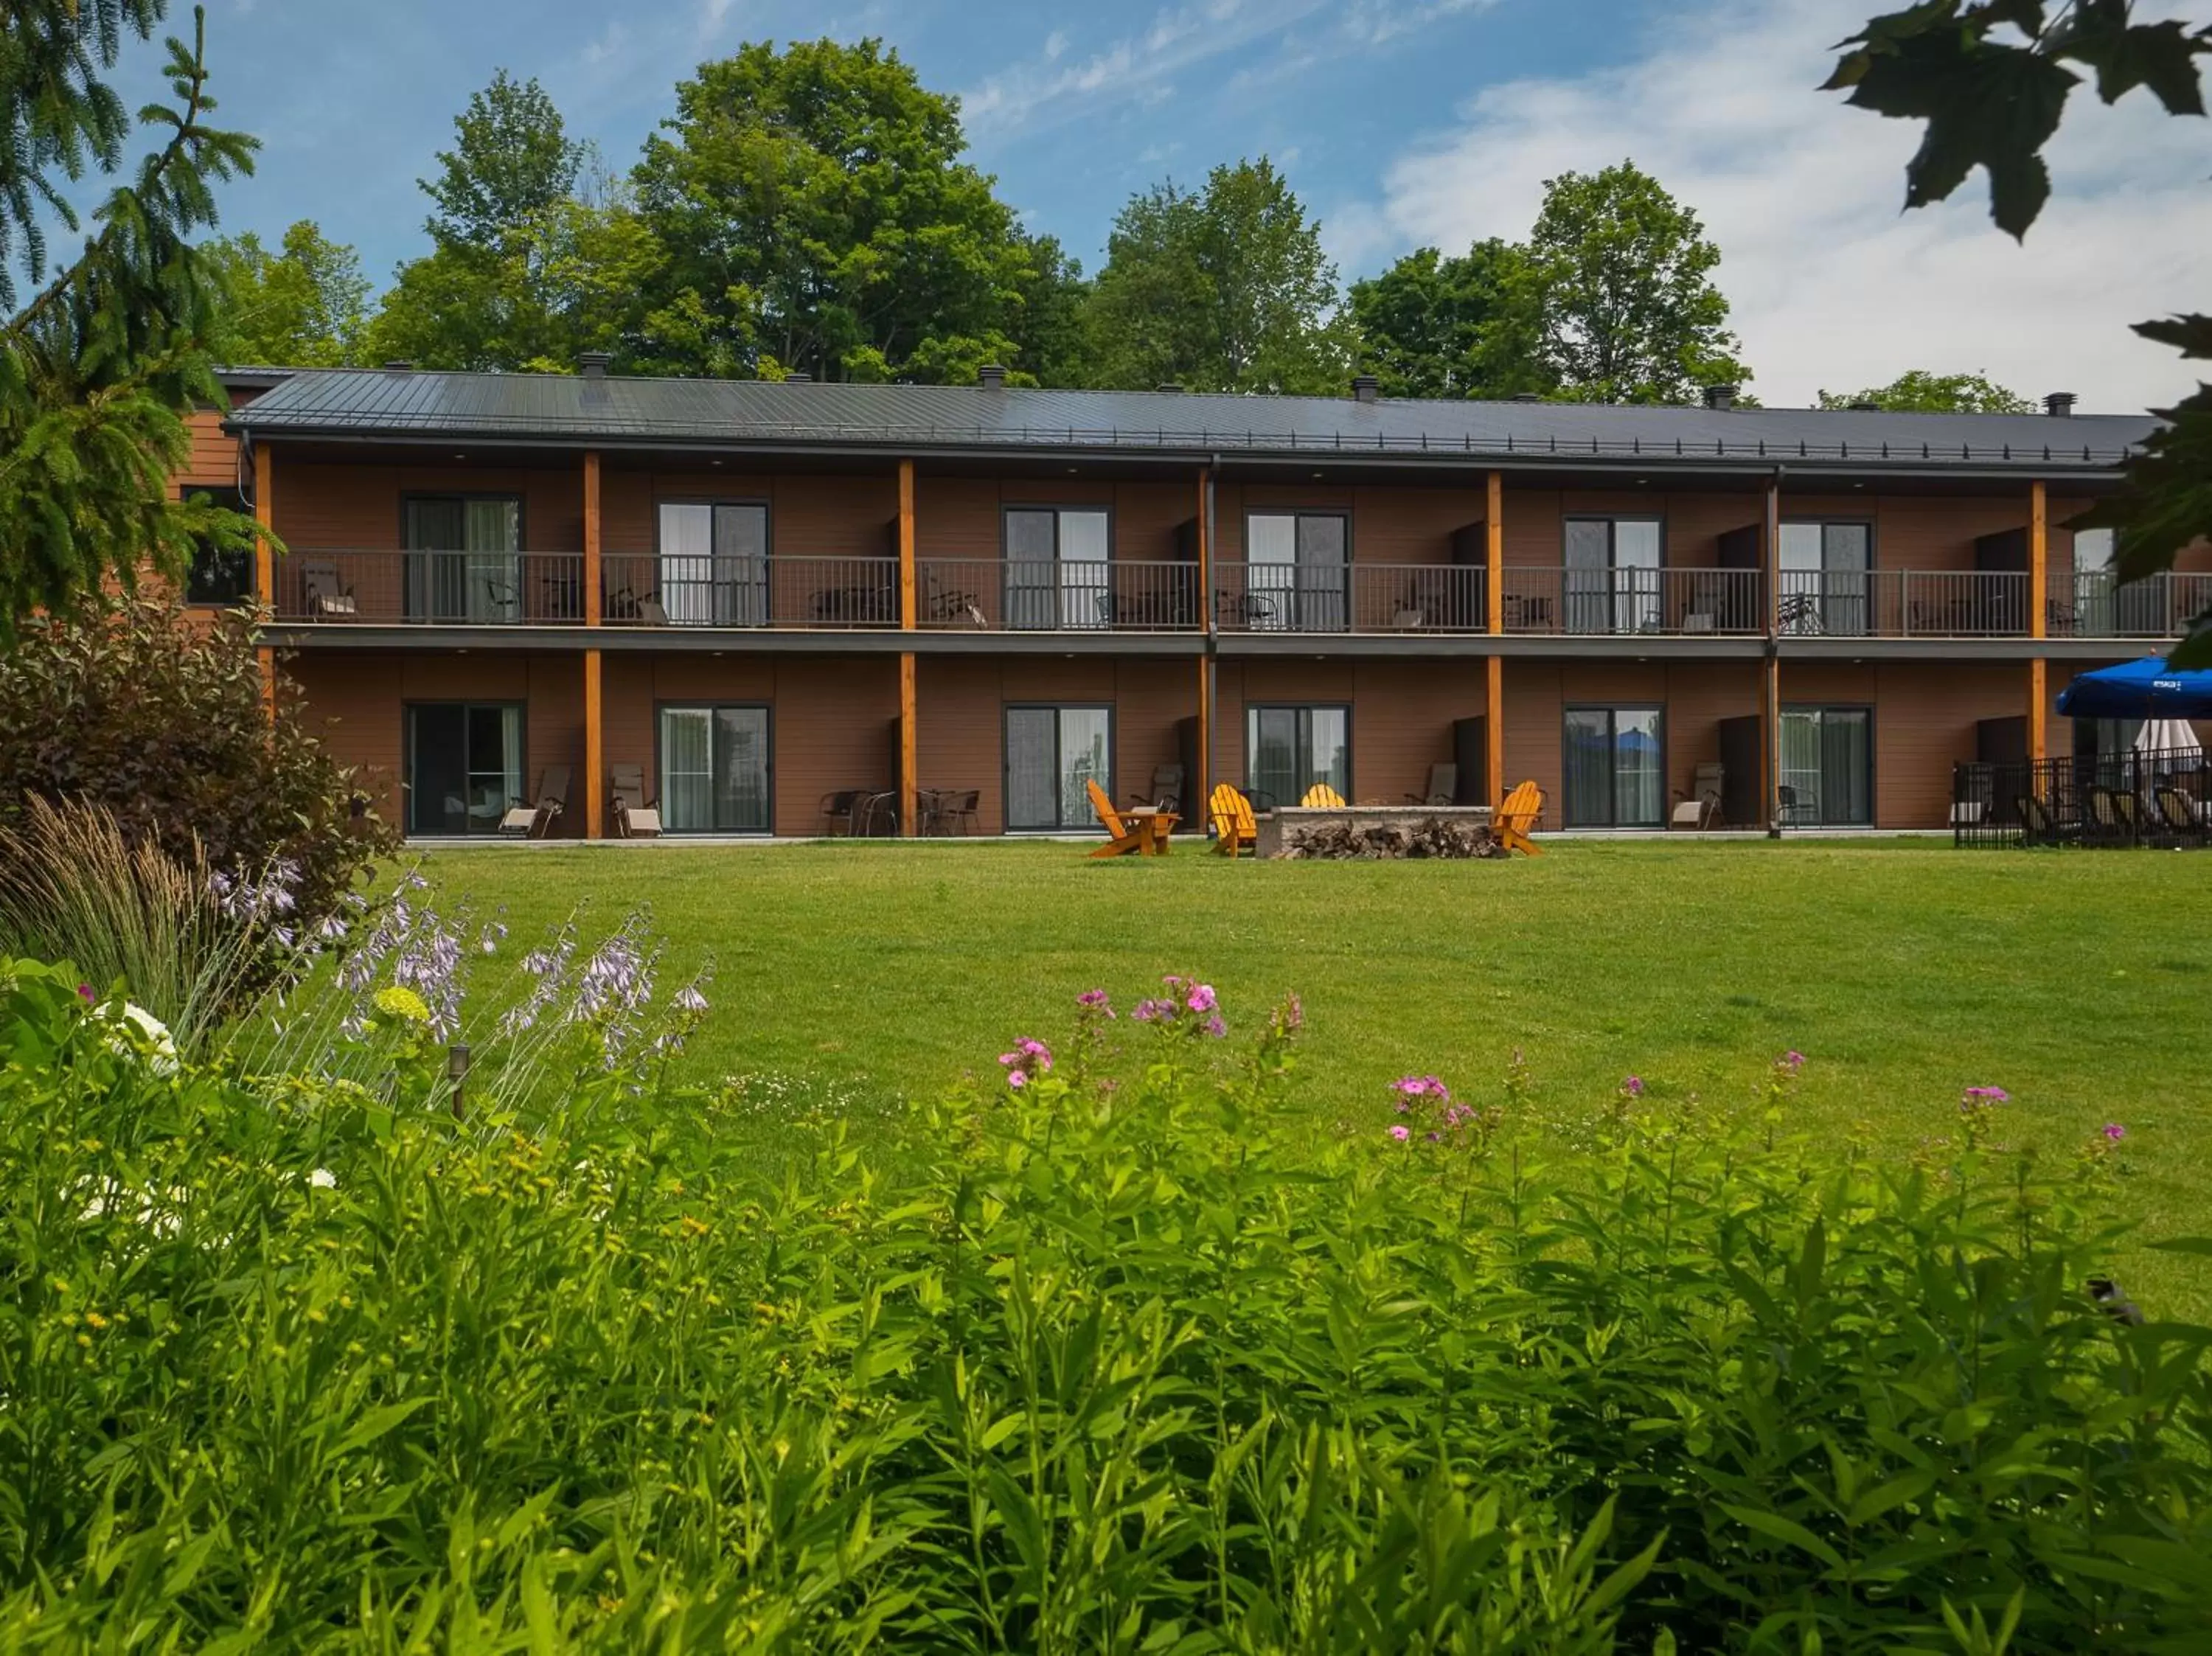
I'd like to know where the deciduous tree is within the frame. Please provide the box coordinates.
[1815,369,2033,414]
[206,220,369,366]
[1349,240,1549,399]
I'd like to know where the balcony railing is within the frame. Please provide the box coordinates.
[1500,568,1764,636]
[599,553,901,627]
[917,560,1204,630]
[2049,571,2212,640]
[275,551,589,625]
[1208,562,1488,633]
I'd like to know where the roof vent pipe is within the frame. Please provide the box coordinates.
[1156,382,1184,394]
[1703,383,1738,411]
[382,359,414,372]
[1848,400,1880,411]
[2045,391,2076,417]
[978,363,1007,390]
[1352,373,1380,403]
[577,351,611,380]
[1510,392,1542,403]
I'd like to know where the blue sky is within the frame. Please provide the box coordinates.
[131,0,2212,408]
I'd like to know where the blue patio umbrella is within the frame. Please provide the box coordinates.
[2055,657,2212,720]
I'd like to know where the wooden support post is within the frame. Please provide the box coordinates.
[1762,655,1781,832]
[2028,479,2048,642]
[2029,658,2048,765]
[1484,654,1505,806]
[254,443,276,712]
[898,460,917,837]
[582,450,604,838]
[1195,465,1214,815]
[1485,470,1503,636]
[584,650,604,838]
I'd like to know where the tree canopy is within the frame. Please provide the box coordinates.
[1825,1,2212,662]
[1349,240,1545,400]
[422,69,582,254]
[1,0,259,636]
[1815,369,2032,414]
[206,220,369,367]
[1085,158,1354,395]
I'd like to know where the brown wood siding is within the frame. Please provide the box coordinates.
[180,410,240,488]
[274,459,585,550]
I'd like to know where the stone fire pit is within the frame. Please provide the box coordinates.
[1256,804,1499,860]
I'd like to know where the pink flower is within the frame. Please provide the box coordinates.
[1621,1075,1644,1097]
[1077,989,1115,1017]
[1203,1014,1226,1039]
[1781,1051,1806,1071]
[1960,1085,2009,1113]
[1186,984,1217,1014]
[77,983,94,1003]
[2102,1123,2126,1143]
[1388,1124,1411,1142]
[1007,1070,1027,1089]
[998,1037,1052,1074]
[1391,1076,1450,1102]
[1133,998,1174,1023]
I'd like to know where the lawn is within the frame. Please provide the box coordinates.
[420,838,2212,1304]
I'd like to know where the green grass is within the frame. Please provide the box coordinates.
[420,838,2212,1304]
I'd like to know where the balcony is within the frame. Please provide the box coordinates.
[2050,571,2212,640]
[916,560,1204,630]
[1774,570,2212,639]
[1500,568,1764,636]
[1209,563,1487,633]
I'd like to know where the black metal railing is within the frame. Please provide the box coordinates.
[1953,747,2208,847]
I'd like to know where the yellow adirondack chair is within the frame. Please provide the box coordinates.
[1493,779,1545,857]
[1300,782,1346,808]
[1085,778,1161,857]
[1209,782,1258,857]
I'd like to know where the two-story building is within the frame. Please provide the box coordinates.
[174,358,2206,838]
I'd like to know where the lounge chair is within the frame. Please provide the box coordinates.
[2087,786,2138,843]
[1085,778,1169,858]
[1127,763,1184,817]
[498,765,571,838]
[1493,780,1545,857]
[1208,782,1258,858]
[299,559,358,619]
[1300,782,1346,808]
[2154,784,2205,842]
[1406,764,1457,807]
[610,763,663,838]
[1672,790,1720,830]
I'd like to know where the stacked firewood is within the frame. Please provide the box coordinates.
[1275,817,1506,860]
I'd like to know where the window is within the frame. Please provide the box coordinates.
[404,495,521,622]
[1563,517,1662,634]
[1778,707,1872,826]
[1004,507,1110,630]
[658,501,768,626]
[1005,706,1112,830]
[1778,521,1871,636]
[178,484,253,605]
[1246,705,1350,808]
[405,703,523,836]
[1245,512,1348,633]
[658,706,772,833]
[1562,707,1663,827]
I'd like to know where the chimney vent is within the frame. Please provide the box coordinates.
[1848,400,1880,411]
[2044,391,2076,418]
[577,351,611,380]
[784,371,811,384]
[1352,373,1380,403]
[382,359,414,372]
[1703,383,1738,411]
[1155,382,1184,394]
[1511,392,1542,403]
[978,363,1007,390]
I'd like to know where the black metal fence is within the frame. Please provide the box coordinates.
[1953,748,2209,847]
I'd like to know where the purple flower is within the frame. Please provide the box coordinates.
[998,1038,1052,1076]
[1133,998,1175,1023]
[1203,1014,1226,1039]
[1781,1051,1806,1071]
[674,984,709,1015]
[1961,1085,2010,1111]
[1077,989,1115,1017]
[1392,1075,1450,1102]
[1621,1075,1644,1097]
[1388,1124,1411,1143]
[76,983,94,1003]
[2102,1123,2126,1143]
[1006,1069,1028,1089]
[1186,984,1217,1014]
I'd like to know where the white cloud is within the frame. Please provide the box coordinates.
[581,21,629,67]
[1344,0,2212,413]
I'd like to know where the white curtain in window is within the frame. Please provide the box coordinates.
[661,709,714,829]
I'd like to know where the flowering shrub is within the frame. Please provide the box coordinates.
[0,962,2205,1650]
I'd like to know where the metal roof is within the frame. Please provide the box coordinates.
[225,366,2159,472]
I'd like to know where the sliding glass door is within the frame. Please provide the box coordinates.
[405,703,523,835]
[658,503,768,626]
[1778,522,1871,636]
[1005,507,1110,630]
[658,705,772,833]
[1778,707,1872,825]
[1562,707,1663,827]
[1245,705,1350,808]
[1005,706,1112,829]
[1246,512,1348,633]
[405,497,521,622]
[1564,518,1661,633]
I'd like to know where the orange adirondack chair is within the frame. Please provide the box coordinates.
[1493,780,1545,857]
[1086,778,1169,857]
[1209,782,1259,857]
[1300,782,1346,807]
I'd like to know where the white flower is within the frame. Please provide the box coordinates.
[307,1168,338,1190]
[100,1001,179,1076]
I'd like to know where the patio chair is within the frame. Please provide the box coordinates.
[936,788,981,836]
[1127,764,1184,817]
[1300,782,1346,808]
[2154,784,2207,842]
[1085,779,1166,858]
[1406,764,1457,807]
[299,559,358,620]
[817,790,863,835]
[498,765,571,838]
[855,790,899,837]
[1671,789,1720,830]
[2087,786,2136,843]
[1208,783,1258,858]
[609,763,662,838]
[1493,780,1545,857]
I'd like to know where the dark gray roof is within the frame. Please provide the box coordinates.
[226,366,2157,472]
